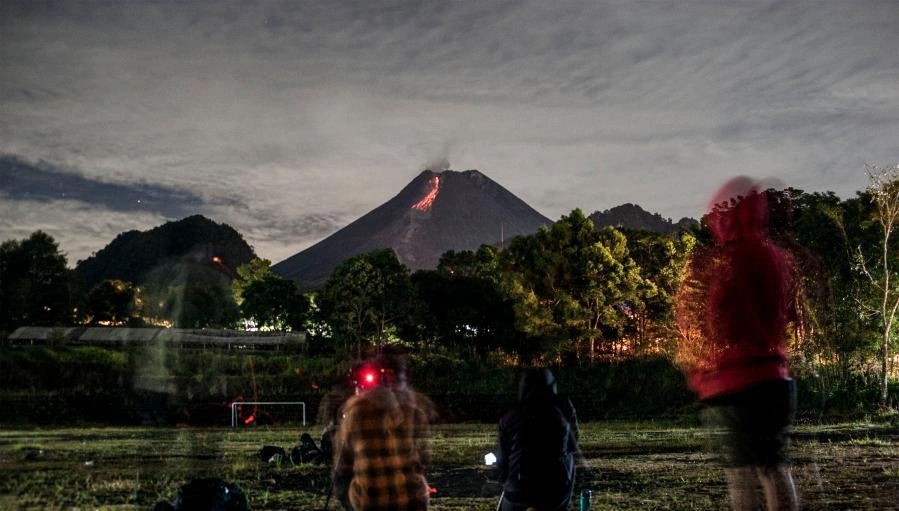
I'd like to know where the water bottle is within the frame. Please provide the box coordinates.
[579,489,592,511]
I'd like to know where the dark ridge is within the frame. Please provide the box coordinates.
[75,215,256,288]
[589,203,698,234]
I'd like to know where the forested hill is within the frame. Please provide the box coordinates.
[589,204,698,234]
[75,215,255,287]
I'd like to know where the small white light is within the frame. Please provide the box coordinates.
[484,452,497,466]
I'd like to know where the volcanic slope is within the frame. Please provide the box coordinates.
[273,169,552,289]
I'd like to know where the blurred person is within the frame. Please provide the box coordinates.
[332,347,436,511]
[318,382,352,463]
[495,368,580,511]
[676,177,800,511]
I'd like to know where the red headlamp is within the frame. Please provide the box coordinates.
[352,360,396,392]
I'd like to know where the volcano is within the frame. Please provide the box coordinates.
[273,169,552,288]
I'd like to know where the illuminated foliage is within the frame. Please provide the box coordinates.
[84,279,136,326]
[623,229,696,354]
[317,249,415,357]
[502,209,649,362]
[230,258,275,305]
[862,165,899,406]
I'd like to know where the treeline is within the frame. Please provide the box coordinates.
[2,167,897,414]
[0,345,691,424]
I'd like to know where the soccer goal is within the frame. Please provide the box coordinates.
[230,401,306,427]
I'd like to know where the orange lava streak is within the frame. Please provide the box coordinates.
[412,176,440,211]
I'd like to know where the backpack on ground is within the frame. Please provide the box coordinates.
[290,433,323,464]
[257,445,287,464]
[153,477,250,511]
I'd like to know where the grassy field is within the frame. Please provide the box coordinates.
[0,420,896,510]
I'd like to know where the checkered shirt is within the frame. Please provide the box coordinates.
[333,385,433,511]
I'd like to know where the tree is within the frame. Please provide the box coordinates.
[786,188,887,412]
[240,275,309,331]
[317,249,415,357]
[0,231,74,331]
[84,279,136,325]
[623,229,695,354]
[230,258,275,305]
[412,267,516,355]
[438,245,503,282]
[860,165,899,406]
[502,209,649,362]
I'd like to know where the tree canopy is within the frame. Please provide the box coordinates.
[0,231,74,332]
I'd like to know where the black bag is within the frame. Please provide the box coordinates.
[258,445,287,464]
[290,433,323,464]
[154,478,250,511]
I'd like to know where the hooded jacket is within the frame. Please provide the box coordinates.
[496,369,579,511]
[676,184,797,400]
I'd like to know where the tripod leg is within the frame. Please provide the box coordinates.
[321,481,333,511]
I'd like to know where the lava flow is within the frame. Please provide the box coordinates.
[411,176,440,211]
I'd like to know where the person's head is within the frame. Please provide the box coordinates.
[517,368,557,402]
[706,176,775,245]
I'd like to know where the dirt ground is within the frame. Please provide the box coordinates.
[0,421,896,510]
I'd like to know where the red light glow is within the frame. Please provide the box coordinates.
[412,176,440,211]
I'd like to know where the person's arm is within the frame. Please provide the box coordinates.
[332,405,355,509]
[565,398,579,442]
[559,399,582,463]
[495,420,509,483]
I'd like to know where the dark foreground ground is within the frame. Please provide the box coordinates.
[0,420,896,510]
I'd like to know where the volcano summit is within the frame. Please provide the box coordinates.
[273,169,552,288]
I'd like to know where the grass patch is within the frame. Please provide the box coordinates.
[0,421,896,510]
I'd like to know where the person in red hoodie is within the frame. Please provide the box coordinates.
[676,177,799,511]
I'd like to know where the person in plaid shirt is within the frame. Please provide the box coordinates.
[332,349,436,511]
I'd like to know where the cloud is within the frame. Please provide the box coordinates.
[0,155,203,218]
[0,154,352,264]
[0,198,170,266]
[0,0,896,265]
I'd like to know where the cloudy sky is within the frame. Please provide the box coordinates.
[2,1,897,266]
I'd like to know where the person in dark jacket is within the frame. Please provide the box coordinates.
[495,368,579,511]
